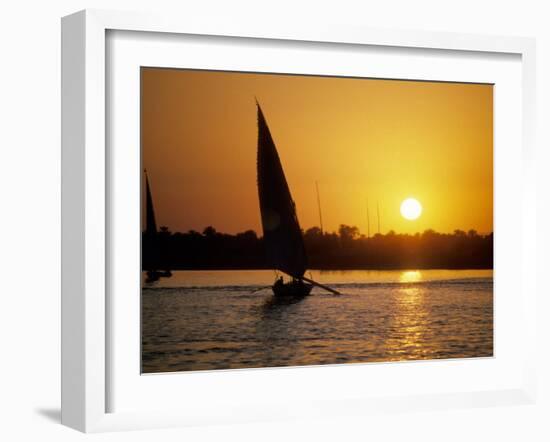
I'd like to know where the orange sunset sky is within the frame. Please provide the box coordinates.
[141,68,493,236]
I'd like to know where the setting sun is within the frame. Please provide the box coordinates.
[401,198,422,220]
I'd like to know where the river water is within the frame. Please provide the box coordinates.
[141,269,493,373]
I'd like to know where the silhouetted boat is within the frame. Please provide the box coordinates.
[256,101,339,297]
[144,170,172,283]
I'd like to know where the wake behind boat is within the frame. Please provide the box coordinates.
[256,101,339,297]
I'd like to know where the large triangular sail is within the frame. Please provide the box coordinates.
[256,103,308,279]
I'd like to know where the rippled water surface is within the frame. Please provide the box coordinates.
[142,269,493,373]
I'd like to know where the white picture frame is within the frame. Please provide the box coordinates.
[61,9,537,433]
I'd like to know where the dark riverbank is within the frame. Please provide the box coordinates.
[143,226,493,271]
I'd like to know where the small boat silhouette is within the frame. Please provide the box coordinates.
[143,170,172,283]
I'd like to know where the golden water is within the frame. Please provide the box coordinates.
[141,269,493,373]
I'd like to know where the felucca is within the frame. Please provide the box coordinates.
[256,101,340,297]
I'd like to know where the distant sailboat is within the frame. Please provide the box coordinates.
[143,170,172,283]
[145,170,157,238]
[256,101,340,297]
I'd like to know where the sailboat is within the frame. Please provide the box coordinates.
[143,170,172,283]
[256,101,340,297]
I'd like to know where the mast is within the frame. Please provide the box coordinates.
[377,201,381,235]
[366,198,370,238]
[315,181,324,234]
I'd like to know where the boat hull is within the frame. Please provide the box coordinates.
[272,280,312,298]
[145,270,172,283]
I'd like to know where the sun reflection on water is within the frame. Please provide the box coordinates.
[382,285,430,359]
[399,270,422,283]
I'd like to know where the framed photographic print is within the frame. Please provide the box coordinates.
[61,9,537,432]
[140,68,495,374]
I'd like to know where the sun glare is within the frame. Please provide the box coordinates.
[400,198,422,220]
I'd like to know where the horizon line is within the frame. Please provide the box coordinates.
[146,225,494,237]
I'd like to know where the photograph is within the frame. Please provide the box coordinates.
[140,68,493,374]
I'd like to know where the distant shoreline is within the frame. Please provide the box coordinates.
[143,227,493,272]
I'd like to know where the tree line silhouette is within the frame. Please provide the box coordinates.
[143,225,493,271]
